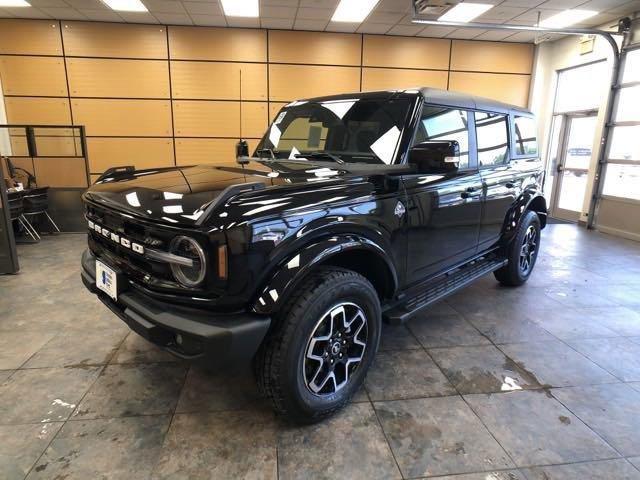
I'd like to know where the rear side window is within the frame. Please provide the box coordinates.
[514,116,538,156]
[475,112,509,167]
[414,106,470,168]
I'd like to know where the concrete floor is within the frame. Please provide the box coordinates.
[1,224,640,480]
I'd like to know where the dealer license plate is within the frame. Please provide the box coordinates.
[96,260,118,301]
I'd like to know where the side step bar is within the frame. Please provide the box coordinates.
[383,256,508,325]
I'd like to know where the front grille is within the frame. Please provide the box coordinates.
[86,204,180,287]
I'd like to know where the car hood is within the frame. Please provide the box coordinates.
[83,161,386,227]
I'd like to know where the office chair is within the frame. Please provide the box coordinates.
[7,191,40,242]
[22,187,60,235]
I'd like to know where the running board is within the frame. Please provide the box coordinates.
[383,256,508,325]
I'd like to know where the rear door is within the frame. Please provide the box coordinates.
[403,104,483,284]
[475,111,517,250]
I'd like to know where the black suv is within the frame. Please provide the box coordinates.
[81,87,546,422]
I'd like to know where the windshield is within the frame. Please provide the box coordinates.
[255,96,413,165]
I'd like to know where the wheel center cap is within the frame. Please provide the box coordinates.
[331,342,341,355]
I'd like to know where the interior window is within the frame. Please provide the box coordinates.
[514,116,538,156]
[475,112,509,167]
[414,106,470,168]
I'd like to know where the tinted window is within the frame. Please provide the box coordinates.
[514,116,538,156]
[475,112,509,167]
[414,106,470,168]
[258,97,412,165]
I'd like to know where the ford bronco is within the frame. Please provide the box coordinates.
[81,87,546,422]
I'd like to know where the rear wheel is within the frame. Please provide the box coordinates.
[254,267,381,423]
[494,210,541,286]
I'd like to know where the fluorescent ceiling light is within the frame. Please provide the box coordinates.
[100,0,147,12]
[439,3,493,22]
[332,0,380,23]
[0,0,30,6]
[221,0,259,17]
[539,9,598,28]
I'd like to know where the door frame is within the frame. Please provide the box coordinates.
[547,110,598,222]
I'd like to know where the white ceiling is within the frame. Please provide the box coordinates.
[0,0,638,43]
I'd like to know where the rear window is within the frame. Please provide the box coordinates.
[514,116,538,156]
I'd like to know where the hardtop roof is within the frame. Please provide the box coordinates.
[298,87,533,117]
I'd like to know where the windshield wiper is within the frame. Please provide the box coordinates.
[294,152,345,164]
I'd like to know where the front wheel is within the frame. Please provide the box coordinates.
[494,210,541,286]
[254,267,381,423]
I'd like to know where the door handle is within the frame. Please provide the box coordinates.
[557,164,564,173]
[461,192,470,199]
[465,187,476,192]
[505,182,515,189]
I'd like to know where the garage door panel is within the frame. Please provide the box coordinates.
[61,21,168,59]
[171,62,267,100]
[173,101,267,138]
[0,19,62,55]
[449,72,530,107]
[362,68,448,91]
[269,30,361,66]
[67,58,170,98]
[169,26,266,62]
[269,65,360,102]
[72,99,173,136]
[87,138,175,173]
[0,56,67,96]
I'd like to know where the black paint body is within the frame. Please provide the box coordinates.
[80,88,547,362]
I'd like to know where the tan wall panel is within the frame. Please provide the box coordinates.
[362,68,448,91]
[449,72,531,107]
[363,35,450,70]
[269,30,361,66]
[171,62,267,100]
[175,138,258,166]
[0,56,67,96]
[61,21,168,59]
[169,27,266,62]
[67,58,170,98]
[451,40,534,74]
[72,99,172,136]
[269,64,360,101]
[10,136,79,156]
[269,102,288,122]
[33,157,88,188]
[87,138,174,172]
[173,101,267,138]
[4,97,71,125]
[0,19,62,55]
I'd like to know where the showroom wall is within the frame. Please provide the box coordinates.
[0,18,534,183]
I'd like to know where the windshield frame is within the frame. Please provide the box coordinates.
[254,92,422,167]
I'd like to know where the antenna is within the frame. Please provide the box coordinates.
[236,68,249,165]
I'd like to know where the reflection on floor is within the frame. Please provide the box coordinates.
[1,224,640,479]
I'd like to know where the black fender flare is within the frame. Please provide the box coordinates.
[502,191,548,243]
[252,234,398,315]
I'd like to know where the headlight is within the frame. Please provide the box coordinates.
[169,236,206,287]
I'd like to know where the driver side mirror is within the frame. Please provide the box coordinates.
[408,140,460,174]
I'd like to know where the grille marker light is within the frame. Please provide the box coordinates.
[218,245,228,279]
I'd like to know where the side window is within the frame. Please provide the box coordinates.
[513,116,538,156]
[414,105,470,169]
[475,112,509,167]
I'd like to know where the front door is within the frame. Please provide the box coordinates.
[548,114,598,222]
[403,105,482,285]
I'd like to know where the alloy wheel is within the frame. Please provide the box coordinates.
[519,225,537,275]
[303,302,368,396]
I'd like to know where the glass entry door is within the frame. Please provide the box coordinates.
[548,114,598,222]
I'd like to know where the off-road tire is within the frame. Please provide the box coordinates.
[494,210,541,286]
[253,266,381,423]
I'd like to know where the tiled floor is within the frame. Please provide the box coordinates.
[1,224,640,479]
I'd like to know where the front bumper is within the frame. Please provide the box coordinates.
[81,248,271,363]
